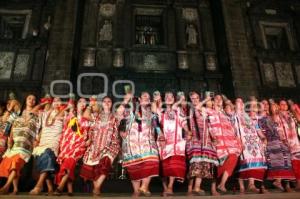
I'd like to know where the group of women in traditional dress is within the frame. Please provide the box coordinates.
[0,91,299,197]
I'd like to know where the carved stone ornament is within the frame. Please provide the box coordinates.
[205,53,217,71]
[14,54,29,79]
[99,3,116,18]
[275,62,296,87]
[113,48,124,68]
[261,62,276,83]
[82,48,96,67]
[177,51,188,70]
[182,8,198,22]
[144,54,158,70]
[0,52,14,79]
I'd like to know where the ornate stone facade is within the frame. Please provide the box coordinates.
[0,0,300,101]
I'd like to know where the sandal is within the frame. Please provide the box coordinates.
[132,192,140,197]
[9,191,18,195]
[67,192,74,197]
[53,188,63,196]
[162,191,174,197]
[93,190,101,197]
[247,186,260,194]
[29,187,42,195]
[273,181,284,192]
[138,188,151,197]
[192,189,205,196]
[217,187,227,194]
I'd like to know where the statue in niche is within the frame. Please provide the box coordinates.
[99,20,112,42]
[186,24,198,46]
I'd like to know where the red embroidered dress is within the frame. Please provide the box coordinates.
[57,114,89,164]
[121,106,160,180]
[83,113,119,165]
[186,108,218,179]
[158,108,187,181]
[233,113,267,181]
[207,109,242,165]
[277,112,300,179]
[55,113,90,184]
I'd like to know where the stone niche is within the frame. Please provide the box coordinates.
[133,7,165,46]
[97,3,116,47]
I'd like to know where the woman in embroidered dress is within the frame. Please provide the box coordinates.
[54,97,90,196]
[186,92,219,196]
[80,96,120,196]
[277,100,300,191]
[288,99,300,190]
[0,94,40,194]
[119,92,160,197]
[0,98,21,161]
[29,97,64,195]
[207,95,242,194]
[157,92,191,197]
[258,101,295,192]
[233,98,267,194]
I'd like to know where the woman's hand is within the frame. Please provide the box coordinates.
[186,131,193,141]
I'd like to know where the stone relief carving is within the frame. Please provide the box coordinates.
[0,52,14,79]
[144,54,158,70]
[14,54,29,79]
[275,62,296,87]
[135,8,163,16]
[182,8,198,22]
[261,62,276,83]
[99,20,112,42]
[99,3,116,18]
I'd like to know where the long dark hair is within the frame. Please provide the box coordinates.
[20,93,38,116]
